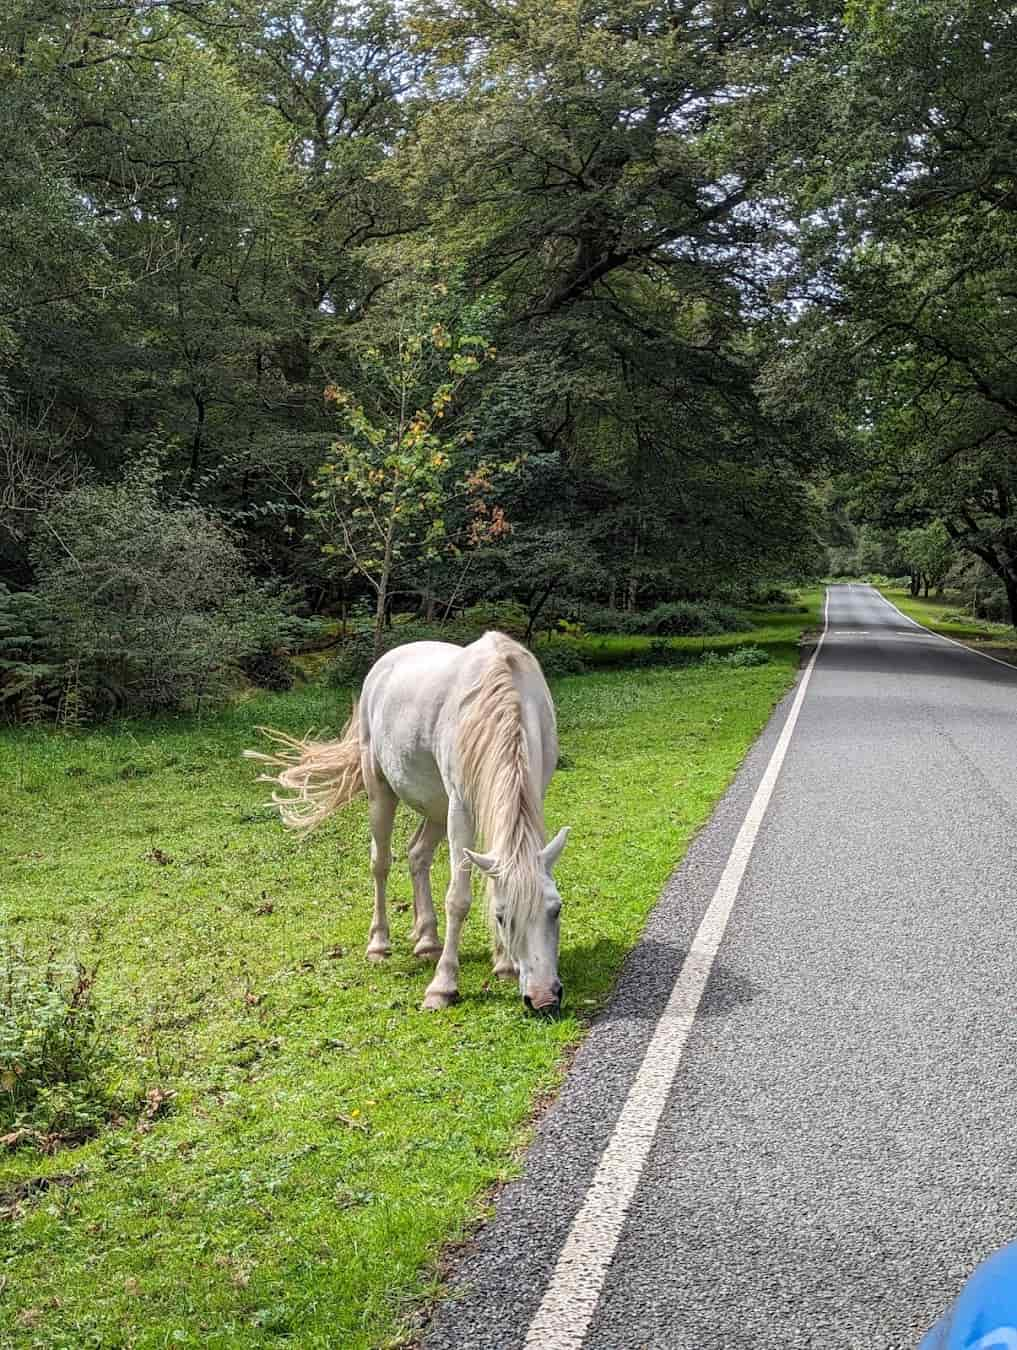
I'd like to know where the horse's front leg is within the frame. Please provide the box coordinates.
[492,941,518,981]
[407,817,444,960]
[422,797,474,1010]
[365,770,398,963]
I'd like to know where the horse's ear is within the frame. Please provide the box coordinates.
[540,826,570,872]
[463,847,498,875]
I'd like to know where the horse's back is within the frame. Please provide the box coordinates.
[360,633,557,818]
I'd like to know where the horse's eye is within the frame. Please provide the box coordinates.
[495,910,506,926]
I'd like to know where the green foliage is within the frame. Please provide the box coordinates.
[0,0,831,625]
[897,522,955,593]
[0,947,111,1148]
[743,584,795,607]
[581,602,752,638]
[631,602,751,637]
[533,644,588,678]
[312,284,504,657]
[238,647,297,692]
[0,584,56,719]
[30,477,297,717]
[701,645,771,669]
[458,601,529,640]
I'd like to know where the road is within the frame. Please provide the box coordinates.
[425,585,1017,1350]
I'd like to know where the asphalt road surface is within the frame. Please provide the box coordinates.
[425,585,1017,1350]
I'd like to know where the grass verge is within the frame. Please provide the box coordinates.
[0,593,821,1347]
[878,588,1017,659]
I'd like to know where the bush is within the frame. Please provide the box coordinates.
[327,632,378,686]
[0,947,112,1148]
[627,601,752,637]
[29,475,298,717]
[744,584,794,606]
[535,643,587,677]
[459,601,529,640]
[578,606,631,634]
[239,646,296,691]
[0,585,57,721]
[576,602,751,636]
[701,644,770,669]
[631,638,701,668]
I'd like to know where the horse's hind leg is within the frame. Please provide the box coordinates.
[407,818,444,960]
[365,773,398,963]
[422,796,474,1010]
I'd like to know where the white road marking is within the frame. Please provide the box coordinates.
[872,588,1017,672]
[522,590,831,1350]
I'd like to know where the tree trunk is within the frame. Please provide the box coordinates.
[525,584,555,643]
[374,528,396,662]
[1004,570,1017,628]
[373,577,387,663]
[189,391,205,485]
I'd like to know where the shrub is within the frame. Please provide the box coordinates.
[628,601,751,637]
[459,601,529,640]
[701,645,770,669]
[576,602,752,636]
[745,584,794,606]
[0,585,57,721]
[630,638,701,668]
[578,606,631,634]
[0,947,112,1148]
[239,646,296,691]
[29,475,297,717]
[723,644,770,667]
[327,632,378,686]
[535,643,587,677]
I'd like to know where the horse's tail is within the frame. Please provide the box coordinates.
[244,701,364,833]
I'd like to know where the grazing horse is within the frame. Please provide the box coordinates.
[246,632,570,1014]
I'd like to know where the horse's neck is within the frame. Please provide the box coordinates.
[483,723,545,863]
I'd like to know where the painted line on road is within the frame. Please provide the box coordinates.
[522,590,831,1350]
[872,588,1017,673]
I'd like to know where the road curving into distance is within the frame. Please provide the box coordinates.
[425,584,1017,1350]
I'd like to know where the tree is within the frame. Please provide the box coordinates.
[898,523,954,597]
[761,0,1017,623]
[311,285,499,658]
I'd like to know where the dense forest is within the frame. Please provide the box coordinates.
[2,0,1015,717]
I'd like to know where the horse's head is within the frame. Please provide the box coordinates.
[465,827,570,1016]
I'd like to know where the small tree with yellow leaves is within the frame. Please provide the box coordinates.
[313,290,497,661]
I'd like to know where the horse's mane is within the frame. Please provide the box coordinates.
[457,633,547,951]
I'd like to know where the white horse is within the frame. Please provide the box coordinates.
[247,631,570,1014]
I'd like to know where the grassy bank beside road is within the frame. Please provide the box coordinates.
[877,587,1017,660]
[0,594,820,1347]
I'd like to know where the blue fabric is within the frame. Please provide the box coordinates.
[919,1243,1017,1349]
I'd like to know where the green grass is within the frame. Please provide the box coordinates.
[0,593,821,1347]
[878,587,1017,645]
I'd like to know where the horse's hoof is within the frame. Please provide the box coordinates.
[413,940,442,961]
[492,964,517,981]
[366,947,391,963]
[421,990,459,1011]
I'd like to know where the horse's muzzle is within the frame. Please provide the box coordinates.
[524,982,564,1017]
